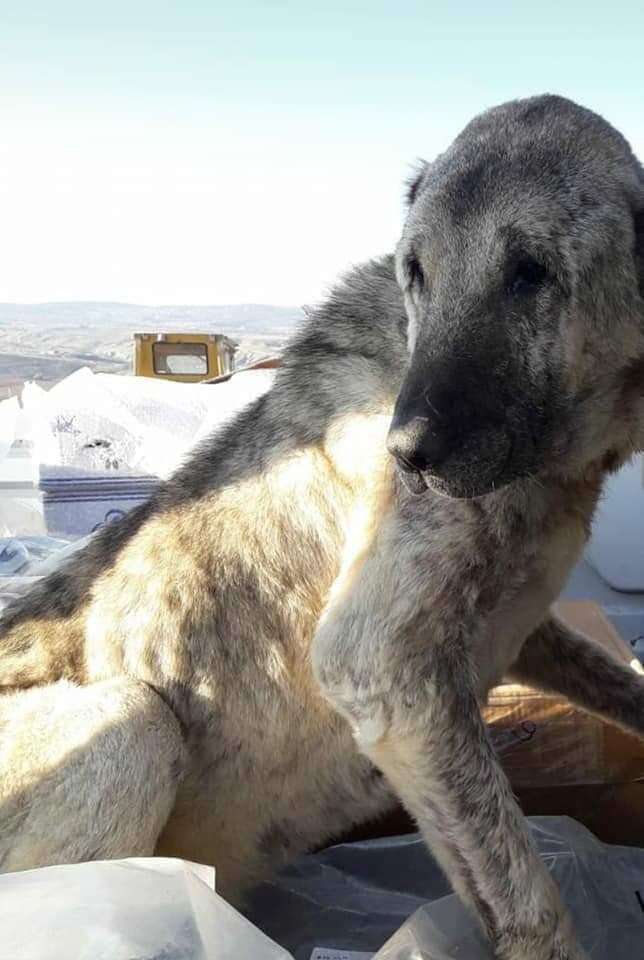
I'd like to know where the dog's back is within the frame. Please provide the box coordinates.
[0,254,412,893]
[0,255,407,703]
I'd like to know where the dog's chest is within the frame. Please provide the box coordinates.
[474,507,589,695]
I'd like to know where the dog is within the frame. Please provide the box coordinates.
[1,94,643,959]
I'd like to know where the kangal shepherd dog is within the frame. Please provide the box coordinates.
[2,95,644,960]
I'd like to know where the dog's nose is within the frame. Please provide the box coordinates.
[387,358,502,480]
[386,415,451,474]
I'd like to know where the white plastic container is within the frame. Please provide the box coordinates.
[0,438,45,536]
[585,454,644,593]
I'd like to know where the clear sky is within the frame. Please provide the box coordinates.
[0,0,642,305]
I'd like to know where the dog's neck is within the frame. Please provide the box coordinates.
[472,458,608,551]
[473,352,644,546]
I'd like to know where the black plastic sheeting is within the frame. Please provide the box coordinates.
[246,817,644,959]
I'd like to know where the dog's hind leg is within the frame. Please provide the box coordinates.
[0,677,185,873]
[509,615,644,737]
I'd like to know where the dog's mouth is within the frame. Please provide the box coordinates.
[394,458,430,495]
[393,431,519,500]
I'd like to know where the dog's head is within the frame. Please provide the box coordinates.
[389,95,644,498]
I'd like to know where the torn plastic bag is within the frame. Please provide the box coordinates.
[0,534,91,612]
[0,857,293,960]
[246,817,644,960]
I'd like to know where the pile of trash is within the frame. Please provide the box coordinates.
[0,366,276,539]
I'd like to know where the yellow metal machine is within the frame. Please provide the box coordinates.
[133,333,237,383]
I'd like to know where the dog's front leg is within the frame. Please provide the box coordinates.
[313,526,587,960]
[316,634,586,959]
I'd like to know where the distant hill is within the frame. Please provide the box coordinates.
[0,301,305,333]
[0,301,306,398]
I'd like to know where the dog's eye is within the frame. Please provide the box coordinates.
[406,254,425,291]
[508,256,547,295]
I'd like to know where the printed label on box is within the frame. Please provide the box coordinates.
[310,949,374,960]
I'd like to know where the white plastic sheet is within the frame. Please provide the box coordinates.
[20,366,275,480]
[0,857,293,960]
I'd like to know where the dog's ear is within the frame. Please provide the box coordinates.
[405,160,430,207]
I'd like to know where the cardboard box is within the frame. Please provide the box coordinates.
[493,601,644,846]
[485,601,644,790]
[338,601,644,847]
